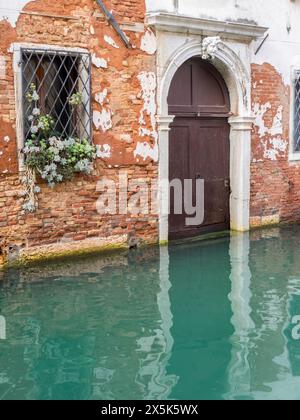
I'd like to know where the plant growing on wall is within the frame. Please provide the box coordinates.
[21,84,96,213]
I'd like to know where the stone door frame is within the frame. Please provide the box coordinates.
[146,13,268,242]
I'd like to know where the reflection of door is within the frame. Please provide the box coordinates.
[167,239,233,399]
[168,58,231,240]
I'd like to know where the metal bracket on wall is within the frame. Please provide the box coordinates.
[255,33,269,55]
[95,0,131,48]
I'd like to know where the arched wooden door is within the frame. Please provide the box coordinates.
[168,57,231,240]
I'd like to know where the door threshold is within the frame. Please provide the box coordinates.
[168,230,231,247]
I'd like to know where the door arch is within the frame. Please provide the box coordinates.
[168,57,231,240]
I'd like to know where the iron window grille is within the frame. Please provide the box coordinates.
[293,70,300,153]
[21,48,91,143]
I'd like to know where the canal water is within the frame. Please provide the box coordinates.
[0,226,300,400]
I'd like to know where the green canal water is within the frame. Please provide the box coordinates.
[1,227,300,400]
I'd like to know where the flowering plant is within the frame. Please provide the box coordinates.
[21,84,96,212]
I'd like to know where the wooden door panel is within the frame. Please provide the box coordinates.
[168,63,193,115]
[169,123,190,235]
[168,58,230,240]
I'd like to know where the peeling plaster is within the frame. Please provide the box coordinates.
[104,35,119,49]
[93,109,113,132]
[134,72,158,162]
[264,136,287,161]
[119,134,133,144]
[253,102,272,137]
[0,0,35,27]
[94,87,112,133]
[270,106,283,137]
[140,29,157,55]
[253,102,287,161]
[0,56,5,79]
[96,144,111,159]
[95,89,108,106]
[92,53,108,69]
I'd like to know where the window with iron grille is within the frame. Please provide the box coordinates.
[21,48,91,143]
[293,70,300,153]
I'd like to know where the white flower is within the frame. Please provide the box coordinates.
[31,126,39,134]
[23,145,40,154]
[32,92,39,101]
[64,137,75,147]
[34,186,41,194]
[32,108,40,116]
[54,154,61,162]
[48,146,60,155]
[48,136,57,146]
[75,158,93,174]
[56,140,65,151]
[28,115,34,122]
[22,200,36,213]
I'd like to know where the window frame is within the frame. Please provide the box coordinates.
[13,43,92,170]
[289,66,300,161]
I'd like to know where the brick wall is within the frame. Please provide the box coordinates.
[251,63,300,228]
[1,1,300,264]
[0,0,158,262]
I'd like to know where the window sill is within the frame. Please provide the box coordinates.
[289,153,300,162]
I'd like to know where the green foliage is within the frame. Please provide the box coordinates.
[21,84,96,212]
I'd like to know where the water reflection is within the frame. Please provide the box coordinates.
[227,228,300,400]
[1,228,300,400]
[226,232,254,400]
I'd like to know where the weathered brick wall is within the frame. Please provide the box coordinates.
[0,0,158,262]
[251,63,300,227]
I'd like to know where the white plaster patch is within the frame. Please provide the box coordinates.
[3,136,10,143]
[135,142,157,162]
[93,109,113,132]
[90,25,95,35]
[96,144,111,159]
[264,136,287,161]
[270,106,283,137]
[253,102,287,161]
[104,35,119,49]
[92,53,108,69]
[0,56,6,79]
[119,134,132,144]
[134,71,158,162]
[140,29,157,55]
[95,88,108,106]
[253,102,271,137]
[253,102,283,138]
[1,0,35,27]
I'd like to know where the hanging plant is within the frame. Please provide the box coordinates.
[21,84,96,212]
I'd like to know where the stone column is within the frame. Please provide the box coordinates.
[157,115,175,243]
[229,116,254,232]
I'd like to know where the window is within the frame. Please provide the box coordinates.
[21,47,91,143]
[293,70,300,154]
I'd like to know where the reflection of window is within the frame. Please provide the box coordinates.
[293,70,300,153]
[21,48,91,142]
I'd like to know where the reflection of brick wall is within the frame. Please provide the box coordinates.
[250,63,300,227]
[0,0,158,260]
